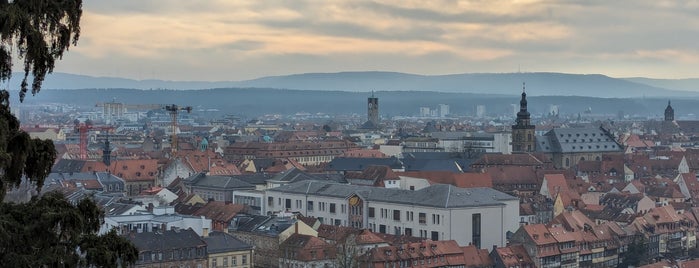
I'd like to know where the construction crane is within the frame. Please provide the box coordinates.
[73,119,114,160]
[164,104,192,156]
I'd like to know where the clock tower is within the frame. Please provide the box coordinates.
[512,83,536,153]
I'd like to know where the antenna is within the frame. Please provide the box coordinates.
[522,82,526,93]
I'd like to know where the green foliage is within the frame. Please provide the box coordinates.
[0,0,82,102]
[619,236,648,268]
[0,192,138,267]
[0,1,138,267]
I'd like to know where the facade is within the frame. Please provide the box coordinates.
[431,132,512,154]
[204,231,254,268]
[265,181,520,249]
[224,140,358,166]
[512,83,536,153]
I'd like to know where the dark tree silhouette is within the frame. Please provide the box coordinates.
[0,1,138,266]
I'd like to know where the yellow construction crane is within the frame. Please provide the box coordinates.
[164,104,192,156]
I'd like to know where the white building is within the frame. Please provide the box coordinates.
[265,181,519,248]
[419,107,431,117]
[101,206,212,237]
[431,132,512,154]
[438,104,450,118]
[476,105,486,118]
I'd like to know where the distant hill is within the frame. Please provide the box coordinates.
[623,77,699,92]
[9,88,697,119]
[12,71,699,98]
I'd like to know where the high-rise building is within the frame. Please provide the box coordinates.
[512,83,535,153]
[476,105,486,118]
[419,107,431,117]
[438,104,450,117]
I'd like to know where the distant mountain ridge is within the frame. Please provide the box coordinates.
[11,71,699,98]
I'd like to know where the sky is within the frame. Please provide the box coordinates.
[50,0,699,81]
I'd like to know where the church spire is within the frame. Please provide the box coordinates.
[665,99,674,121]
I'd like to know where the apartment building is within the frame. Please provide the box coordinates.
[264,181,519,248]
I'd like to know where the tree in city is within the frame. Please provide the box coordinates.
[0,1,138,266]
[618,236,648,268]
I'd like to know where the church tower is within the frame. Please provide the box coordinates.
[367,92,379,126]
[665,100,674,121]
[512,83,536,153]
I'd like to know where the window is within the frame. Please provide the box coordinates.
[232,256,237,266]
[379,224,386,233]
[335,219,341,226]
[285,199,291,209]
[431,231,439,241]
[223,256,228,267]
[242,255,247,265]
[307,201,314,211]
[330,203,336,213]
[393,210,401,221]
[369,207,375,218]
[472,213,481,248]
[432,214,440,225]
[419,213,426,224]
[341,204,346,213]
[212,258,217,267]
[405,228,413,237]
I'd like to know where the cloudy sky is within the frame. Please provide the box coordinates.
[51,0,699,81]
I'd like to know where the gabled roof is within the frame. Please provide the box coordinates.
[494,244,534,267]
[461,245,493,267]
[279,234,336,261]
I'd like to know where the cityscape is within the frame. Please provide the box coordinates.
[4,1,699,268]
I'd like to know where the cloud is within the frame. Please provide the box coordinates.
[52,0,699,80]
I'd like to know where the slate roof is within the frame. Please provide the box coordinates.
[536,127,623,153]
[203,231,252,254]
[126,228,205,252]
[267,180,517,208]
[184,173,255,190]
[51,159,86,173]
[401,152,476,172]
[326,157,403,172]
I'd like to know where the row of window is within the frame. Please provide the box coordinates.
[140,247,206,263]
[369,208,440,225]
[210,255,247,267]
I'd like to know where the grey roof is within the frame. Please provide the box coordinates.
[401,152,476,172]
[267,168,347,184]
[51,159,86,173]
[126,228,206,252]
[203,231,253,254]
[326,157,403,172]
[232,173,275,185]
[536,127,623,153]
[185,173,255,190]
[268,180,517,208]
